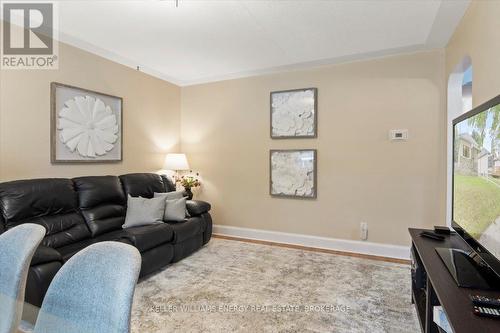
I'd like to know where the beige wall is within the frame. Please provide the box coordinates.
[5,1,497,247]
[181,50,446,246]
[0,41,181,181]
[446,0,500,107]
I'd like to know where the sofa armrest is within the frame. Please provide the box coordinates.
[30,245,63,266]
[186,200,211,216]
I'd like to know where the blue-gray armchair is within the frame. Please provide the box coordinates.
[0,224,46,333]
[33,241,141,333]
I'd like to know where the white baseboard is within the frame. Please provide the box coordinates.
[213,224,410,260]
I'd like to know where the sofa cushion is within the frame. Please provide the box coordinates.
[0,178,77,222]
[57,238,95,262]
[57,224,173,260]
[120,173,165,198]
[0,212,5,234]
[57,229,131,262]
[186,200,211,216]
[73,176,126,237]
[123,224,174,252]
[160,175,176,192]
[80,205,125,236]
[74,176,126,208]
[165,217,204,243]
[37,213,90,248]
[31,245,63,266]
[0,178,91,248]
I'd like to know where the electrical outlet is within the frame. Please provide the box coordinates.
[360,222,368,241]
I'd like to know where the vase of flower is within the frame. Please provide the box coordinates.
[179,172,201,200]
[183,187,194,200]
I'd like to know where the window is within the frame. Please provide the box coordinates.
[462,144,471,159]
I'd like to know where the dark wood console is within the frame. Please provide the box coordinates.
[409,228,500,333]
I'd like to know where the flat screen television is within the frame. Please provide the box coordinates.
[440,94,500,289]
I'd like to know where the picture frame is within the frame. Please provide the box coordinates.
[50,82,123,163]
[270,149,317,199]
[270,87,317,139]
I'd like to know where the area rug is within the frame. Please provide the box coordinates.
[131,238,418,333]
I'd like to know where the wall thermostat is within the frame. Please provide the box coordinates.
[389,129,408,141]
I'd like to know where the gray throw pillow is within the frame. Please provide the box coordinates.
[122,195,165,229]
[154,191,184,200]
[154,191,190,218]
[164,197,187,222]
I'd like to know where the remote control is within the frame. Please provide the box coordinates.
[434,226,452,235]
[420,231,445,241]
[470,295,500,308]
[473,306,500,319]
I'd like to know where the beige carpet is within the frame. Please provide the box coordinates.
[131,238,418,333]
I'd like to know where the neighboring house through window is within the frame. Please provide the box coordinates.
[462,144,471,159]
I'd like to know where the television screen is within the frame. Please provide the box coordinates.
[454,103,500,258]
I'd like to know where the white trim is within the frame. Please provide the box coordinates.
[41,0,469,87]
[446,56,472,228]
[56,29,436,87]
[180,45,434,86]
[213,224,410,260]
[55,31,184,86]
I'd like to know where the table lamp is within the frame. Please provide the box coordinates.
[164,153,190,183]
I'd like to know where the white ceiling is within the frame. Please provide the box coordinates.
[56,0,470,86]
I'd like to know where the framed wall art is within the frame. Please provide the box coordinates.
[270,88,317,138]
[51,82,123,163]
[270,149,317,198]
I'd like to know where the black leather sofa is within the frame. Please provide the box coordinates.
[0,173,212,307]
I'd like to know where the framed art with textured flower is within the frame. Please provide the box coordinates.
[270,88,317,138]
[270,149,317,198]
[50,82,123,163]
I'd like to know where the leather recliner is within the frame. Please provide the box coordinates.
[0,173,212,307]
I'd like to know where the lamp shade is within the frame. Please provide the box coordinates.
[164,153,190,171]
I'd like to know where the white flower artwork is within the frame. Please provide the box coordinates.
[57,95,119,158]
[271,88,317,138]
[51,83,122,163]
[270,150,316,198]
